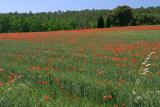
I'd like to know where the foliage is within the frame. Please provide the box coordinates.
[0,6,160,33]
[135,14,156,25]
[109,5,133,26]
[97,15,105,28]
[105,16,111,28]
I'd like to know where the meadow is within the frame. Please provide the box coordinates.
[0,26,160,107]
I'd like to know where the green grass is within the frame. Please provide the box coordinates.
[0,30,160,107]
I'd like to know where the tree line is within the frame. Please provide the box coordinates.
[98,5,160,28]
[0,6,160,33]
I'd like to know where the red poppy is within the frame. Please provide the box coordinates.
[132,59,137,64]
[9,73,15,82]
[44,95,49,102]
[44,67,49,71]
[108,95,113,100]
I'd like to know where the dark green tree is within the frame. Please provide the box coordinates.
[97,15,104,28]
[110,5,133,26]
[130,17,137,26]
[0,16,11,32]
[105,16,111,28]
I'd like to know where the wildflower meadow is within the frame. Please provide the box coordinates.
[0,26,160,107]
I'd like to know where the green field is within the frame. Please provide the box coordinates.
[0,30,160,107]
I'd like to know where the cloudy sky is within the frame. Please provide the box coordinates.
[0,0,159,13]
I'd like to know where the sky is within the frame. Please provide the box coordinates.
[0,0,160,13]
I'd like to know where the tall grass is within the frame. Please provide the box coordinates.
[0,30,159,107]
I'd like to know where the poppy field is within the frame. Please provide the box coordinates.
[0,26,160,107]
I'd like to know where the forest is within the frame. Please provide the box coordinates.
[0,6,160,33]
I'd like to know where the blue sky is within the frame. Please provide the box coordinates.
[0,0,160,13]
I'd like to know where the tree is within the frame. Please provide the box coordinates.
[130,18,137,26]
[110,5,133,26]
[0,6,159,33]
[0,16,11,32]
[135,14,156,25]
[105,16,111,28]
[97,15,104,28]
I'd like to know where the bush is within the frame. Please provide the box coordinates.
[135,14,156,25]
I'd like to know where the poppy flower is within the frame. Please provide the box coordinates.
[132,59,137,64]
[9,73,15,82]
[108,95,113,100]
[44,95,49,102]
[44,67,49,71]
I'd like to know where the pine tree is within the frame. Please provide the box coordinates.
[105,17,111,28]
[97,15,104,28]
